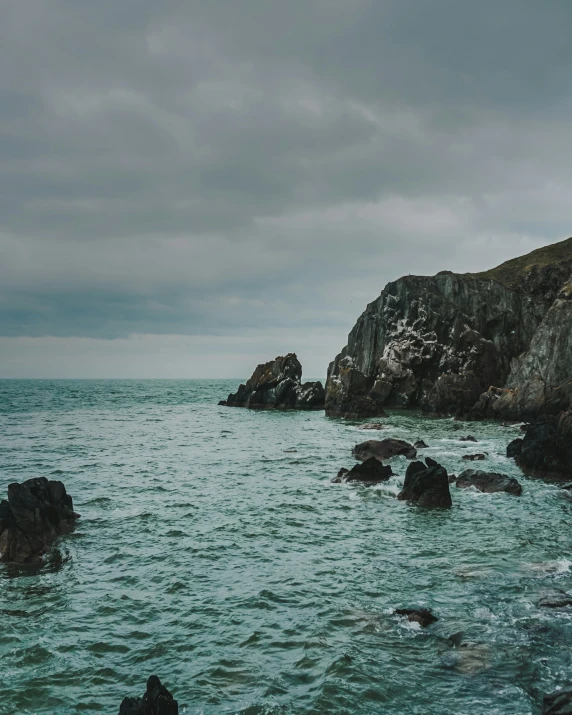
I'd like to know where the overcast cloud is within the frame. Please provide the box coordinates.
[2,0,572,377]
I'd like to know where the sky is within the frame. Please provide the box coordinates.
[2,0,572,378]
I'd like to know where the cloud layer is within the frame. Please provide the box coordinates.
[2,0,572,375]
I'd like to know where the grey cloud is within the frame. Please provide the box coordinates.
[1,0,572,360]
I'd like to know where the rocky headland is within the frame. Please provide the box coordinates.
[221,353,325,410]
[326,237,572,477]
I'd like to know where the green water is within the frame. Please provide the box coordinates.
[1,380,571,714]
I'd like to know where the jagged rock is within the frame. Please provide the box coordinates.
[507,413,572,478]
[119,676,178,715]
[394,607,438,627]
[223,354,324,410]
[462,453,487,461]
[506,438,523,459]
[459,435,478,442]
[542,687,572,714]
[414,440,429,449]
[456,470,522,496]
[397,457,452,507]
[356,422,386,430]
[333,457,393,484]
[538,594,572,608]
[0,477,79,564]
[327,237,572,420]
[352,438,417,462]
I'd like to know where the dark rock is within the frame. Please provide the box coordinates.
[456,470,522,496]
[223,354,325,410]
[357,422,386,430]
[506,438,523,459]
[0,477,79,564]
[448,474,457,483]
[462,453,487,461]
[397,458,452,507]
[394,607,438,628]
[332,468,350,483]
[218,400,227,406]
[325,357,389,418]
[507,413,572,478]
[542,687,572,714]
[352,438,417,462]
[119,676,178,715]
[334,457,394,484]
[538,594,572,608]
[459,435,478,442]
[414,440,429,449]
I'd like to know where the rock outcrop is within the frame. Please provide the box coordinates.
[397,457,452,507]
[394,607,438,627]
[507,413,572,478]
[333,457,393,484]
[120,676,178,715]
[326,237,572,421]
[352,438,417,461]
[0,477,79,564]
[222,353,325,410]
[542,687,572,714]
[456,470,522,495]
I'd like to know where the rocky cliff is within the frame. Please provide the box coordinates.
[326,237,572,420]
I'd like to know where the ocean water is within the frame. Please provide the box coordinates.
[1,379,571,715]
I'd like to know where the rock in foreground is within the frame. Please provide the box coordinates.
[333,457,393,484]
[352,438,417,462]
[542,687,572,714]
[456,470,522,496]
[0,477,79,564]
[222,353,324,410]
[120,676,178,715]
[397,458,452,507]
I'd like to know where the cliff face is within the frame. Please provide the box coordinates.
[327,237,572,419]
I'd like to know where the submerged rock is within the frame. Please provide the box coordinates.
[333,457,394,484]
[394,607,438,627]
[222,353,325,410]
[414,440,429,449]
[456,470,522,496]
[352,438,417,462]
[459,435,478,442]
[0,477,79,564]
[542,687,572,714]
[538,594,572,608]
[462,453,487,461]
[356,422,386,430]
[119,676,178,715]
[397,457,452,507]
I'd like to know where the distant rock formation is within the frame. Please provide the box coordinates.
[326,237,572,420]
[397,457,452,507]
[0,477,79,564]
[333,457,393,484]
[119,676,178,715]
[352,438,417,461]
[456,470,522,495]
[221,353,325,410]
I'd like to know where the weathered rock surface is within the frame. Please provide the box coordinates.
[120,676,178,715]
[0,477,79,564]
[397,457,452,507]
[333,457,393,484]
[326,237,572,424]
[507,413,572,478]
[542,687,572,714]
[394,607,438,627]
[352,438,417,462]
[456,470,522,495]
[222,354,325,410]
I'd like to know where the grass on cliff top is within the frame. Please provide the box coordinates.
[466,235,572,290]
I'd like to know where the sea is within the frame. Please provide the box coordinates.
[1,379,571,714]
